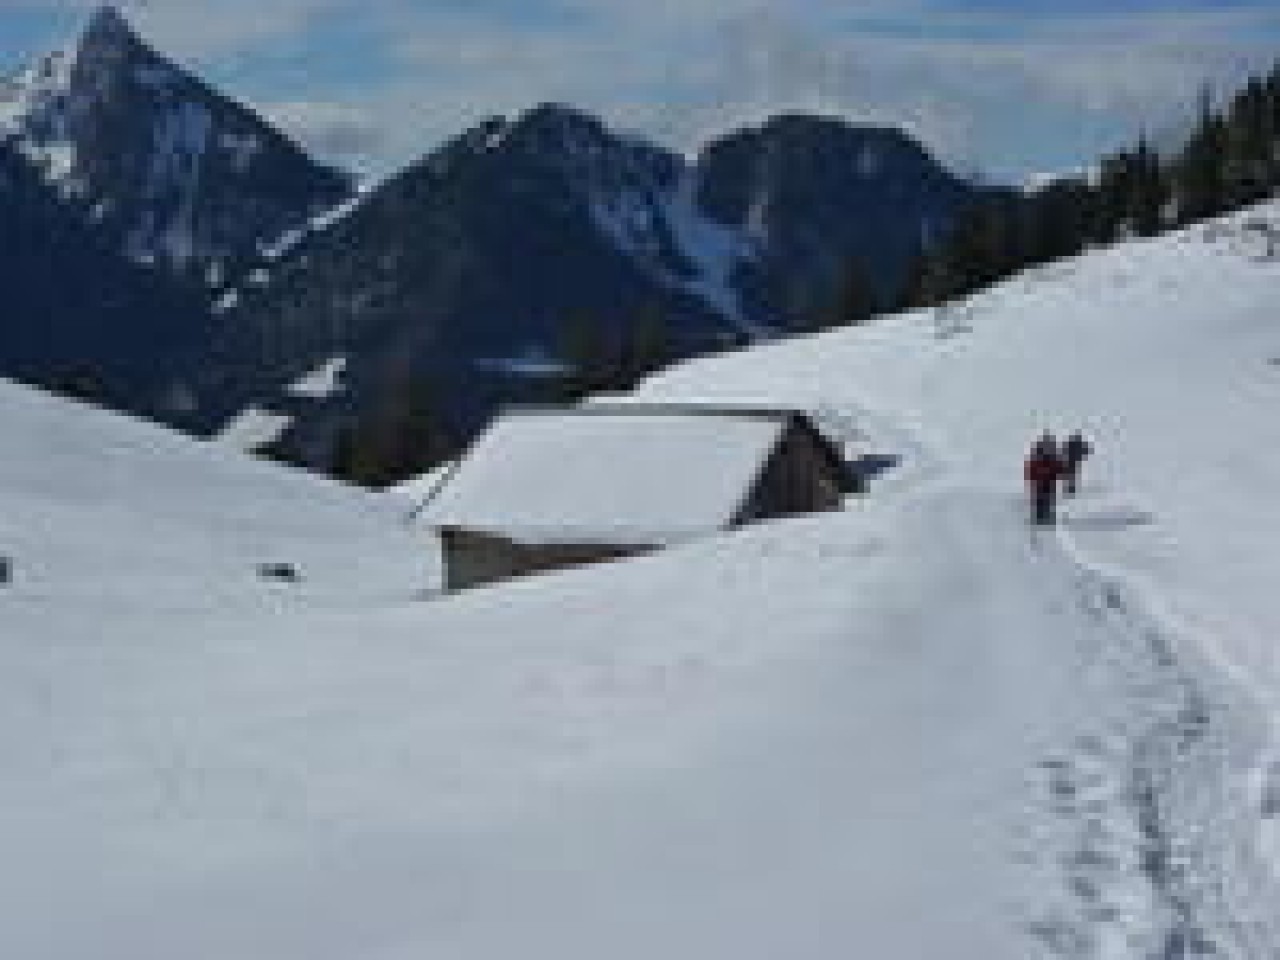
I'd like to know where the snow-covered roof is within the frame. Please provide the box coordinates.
[423,405,811,545]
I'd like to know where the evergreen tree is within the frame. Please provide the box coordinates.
[1129,136,1168,237]
[1022,178,1094,264]
[329,425,360,483]
[1174,86,1229,224]
[1094,148,1133,243]
[618,305,674,385]
[900,61,1280,315]
[330,374,455,488]
[556,310,611,396]
[810,255,877,331]
[1222,77,1275,205]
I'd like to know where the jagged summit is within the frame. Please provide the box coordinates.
[511,102,611,140]
[0,5,167,188]
[0,5,142,122]
[491,102,682,199]
[77,4,139,52]
[0,1,348,271]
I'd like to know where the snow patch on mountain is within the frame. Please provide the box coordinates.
[212,289,240,314]
[257,187,373,262]
[260,226,306,261]
[144,101,213,265]
[0,8,136,192]
[215,405,293,451]
[0,44,82,191]
[660,170,767,335]
[287,357,347,399]
[587,169,765,336]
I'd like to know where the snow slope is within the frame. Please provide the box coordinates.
[0,378,429,613]
[642,205,1280,702]
[2,202,1280,958]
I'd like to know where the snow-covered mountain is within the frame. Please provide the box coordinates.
[698,113,985,318]
[204,105,754,468]
[0,11,992,460]
[0,5,352,425]
[0,4,349,276]
[217,104,993,471]
[3,196,1279,959]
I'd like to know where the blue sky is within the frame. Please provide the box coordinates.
[2,0,1278,180]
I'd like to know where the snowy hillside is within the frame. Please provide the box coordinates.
[0,378,428,614]
[3,201,1280,958]
[642,203,1280,699]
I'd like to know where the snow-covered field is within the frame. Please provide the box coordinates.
[2,202,1279,958]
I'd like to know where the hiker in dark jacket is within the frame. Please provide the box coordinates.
[1062,431,1092,497]
[1025,432,1063,526]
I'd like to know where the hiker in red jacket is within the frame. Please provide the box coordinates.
[1025,432,1064,526]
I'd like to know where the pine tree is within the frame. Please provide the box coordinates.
[331,374,455,488]
[1223,77,1274,205]
[1129,136,1168,237]
[811,255,876,331]
[557,310,610,395]
[329,426,357,482]
[614,304,674,387]
[1175,86,1229,224]
[1094,148,1132,243]
[1023,178,1094,264]
[1268,65,1280,191]
[900,63,1279,314]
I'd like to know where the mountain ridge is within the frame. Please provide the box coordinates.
[0,7,998,479]
[212,100,994,477]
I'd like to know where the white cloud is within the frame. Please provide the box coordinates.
[261,99,386,165]
[0,0,338,57]
[4,0,1277,177]
[360,3,1280,175]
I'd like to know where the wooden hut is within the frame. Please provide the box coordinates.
[422,404,855,592]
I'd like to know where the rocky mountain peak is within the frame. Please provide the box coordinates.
[0,4,348,273]
[509,102,610,148]
[2,5,145,116]
[77,5,140,56]
[499,102,682,196]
